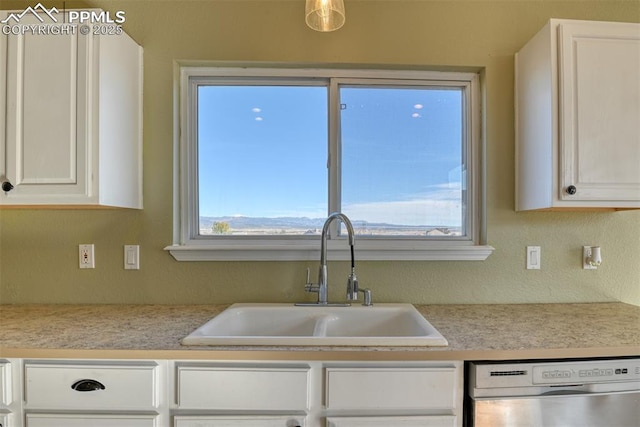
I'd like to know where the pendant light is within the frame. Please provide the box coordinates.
[305,0,346,32]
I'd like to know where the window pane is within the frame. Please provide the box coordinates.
[197,85,328,235]
[340,86,464,237]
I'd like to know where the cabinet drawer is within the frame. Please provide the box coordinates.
[24,362,158,410]
[325,366,457,410]
[25,414,157,427]
[177,364,309,410]
[326,416,456,427]
[0,362,8,406]
[174,415,306,426]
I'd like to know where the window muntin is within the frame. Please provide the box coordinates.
[170,67,491,261]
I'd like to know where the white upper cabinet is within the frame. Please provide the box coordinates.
[0,9,143,208]
[515,19,640,210]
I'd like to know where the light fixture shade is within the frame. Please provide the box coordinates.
[305,0,345,32]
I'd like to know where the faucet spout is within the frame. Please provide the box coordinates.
[297,212,358,306]
[320,212,355,266]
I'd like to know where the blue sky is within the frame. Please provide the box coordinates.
[198,86,328,218]
[198,84,463,227]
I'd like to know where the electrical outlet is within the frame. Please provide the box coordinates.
[583,246,601,270]
[79,244,95,269]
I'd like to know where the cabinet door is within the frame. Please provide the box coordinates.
[174,415,305,427]
[0,362,8,406]
[0,413,6,427]
[25,413,157,427]
[3,12,92,201]
[558,21,640,202]
[326,416,456,427]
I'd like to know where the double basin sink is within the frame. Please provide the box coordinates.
[182,303,448,347]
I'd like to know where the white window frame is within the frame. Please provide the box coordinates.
[166,64,493,261]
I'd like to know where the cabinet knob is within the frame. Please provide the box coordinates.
[1,181,13,192]
[566,185,577,195]
[71,379,106,392]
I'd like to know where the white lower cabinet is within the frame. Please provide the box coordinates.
[6,358,462,427]
[0,360,17,427]
[0,361,8,426]
[24,362,158,410]
[25,414,157,427]
[176,363,310,411]
[0,362,7,407]
[173,362,309,427]
[322,363,461,427]
[19,360,165,427]
[324,366,458,410]
[326,416,456,427]
[171,361,462,427]
[174,415,305,426]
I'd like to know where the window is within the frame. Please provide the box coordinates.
[167,66,492,261]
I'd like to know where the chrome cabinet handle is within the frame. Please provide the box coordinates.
[566,185,577,195]
[71,379,106,392]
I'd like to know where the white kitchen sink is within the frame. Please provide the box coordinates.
[181,303,448,346]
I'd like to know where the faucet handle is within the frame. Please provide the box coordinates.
[305,283,320,293]
[346,271,359,301]
[304,268,319,293]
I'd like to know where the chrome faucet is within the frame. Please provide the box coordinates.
[297,212,371,306]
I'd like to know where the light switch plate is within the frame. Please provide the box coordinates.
[124,245,140,270]
[526,246,541,269]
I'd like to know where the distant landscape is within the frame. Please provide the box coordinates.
[199,216,462,237]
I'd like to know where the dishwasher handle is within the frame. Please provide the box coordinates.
[540,387,590,396]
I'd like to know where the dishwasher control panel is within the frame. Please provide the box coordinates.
[534,360,638,384]
[471,357,640,390]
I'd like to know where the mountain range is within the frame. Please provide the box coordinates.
[199,216,453,231]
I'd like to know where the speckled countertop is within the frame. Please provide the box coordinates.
[1,303,638,361]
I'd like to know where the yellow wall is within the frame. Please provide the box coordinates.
[1,0,639,305]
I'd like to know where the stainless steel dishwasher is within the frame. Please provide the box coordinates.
[468,358,640,427]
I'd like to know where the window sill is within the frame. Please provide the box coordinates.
[164,242,494,261]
